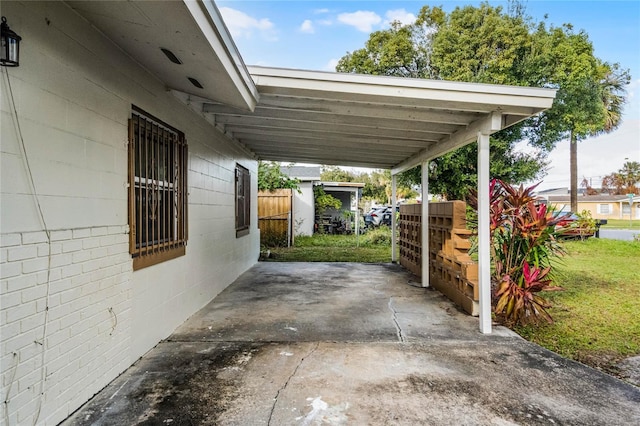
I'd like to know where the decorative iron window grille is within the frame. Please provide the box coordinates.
[235,164,251,237]
[128,107,188,269]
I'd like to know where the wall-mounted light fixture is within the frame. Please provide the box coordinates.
[1,16,21,67]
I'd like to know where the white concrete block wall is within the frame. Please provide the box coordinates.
[1,227,132,425]
[1,1,259,424]
[293,182,315,236]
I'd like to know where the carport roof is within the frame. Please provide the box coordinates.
[70,0,556,173]
[205,66,556,172]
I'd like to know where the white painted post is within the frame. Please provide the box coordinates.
[477,131,492,334]
[421,161,429,288]
[391,174,397,263]
[287,211,292,247]
[355,188,360,247]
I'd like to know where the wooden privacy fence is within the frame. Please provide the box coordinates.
[399,202,479,316]
[258,189,293,247]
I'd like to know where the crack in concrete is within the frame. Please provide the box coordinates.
[267,342,320,426]
[388,297,406,343]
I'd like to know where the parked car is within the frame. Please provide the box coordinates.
[364,206,398,228]
[364,207,387,228]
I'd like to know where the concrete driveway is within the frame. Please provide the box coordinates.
[64,263,640,425]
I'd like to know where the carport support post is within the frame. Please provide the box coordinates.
[477,131,492,334]
[355,187,360,247]
[421,161,429,288]
[391,173,397,262]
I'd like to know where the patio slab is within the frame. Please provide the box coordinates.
[64,262,640,425]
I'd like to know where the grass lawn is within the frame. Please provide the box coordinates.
[516,238,640,375]
[601,218,640,229]
[265,230,397,262]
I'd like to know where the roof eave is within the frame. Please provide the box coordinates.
[68,0,259,111]
[186,1,258,110]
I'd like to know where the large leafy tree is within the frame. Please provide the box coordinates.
[320,166,356,182]
[337,2,629,201]
[336,10,439,79]
[257,161,300,191]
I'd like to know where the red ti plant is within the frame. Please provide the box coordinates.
[470,179,565,326]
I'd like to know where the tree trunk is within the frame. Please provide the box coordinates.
[570,129,578,213]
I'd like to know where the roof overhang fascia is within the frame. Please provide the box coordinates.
[321,182,365,193]
[248,67,554,115]
[184,0,258,110]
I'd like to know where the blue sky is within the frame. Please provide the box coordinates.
[218,1,640,190]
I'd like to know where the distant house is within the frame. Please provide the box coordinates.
[542,194,640,220]
[283,166,364,235]
[537,187,570,196]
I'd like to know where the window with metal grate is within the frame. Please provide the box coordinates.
[128,107,188,269]
[235,164,250,237]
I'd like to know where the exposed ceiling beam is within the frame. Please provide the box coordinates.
[206,97,481,125]
[205,105,461,134]
[236,136,424,155]
[269,157,393,169]
[217,118,445,141]
[255,147,409,162]
[392,112,504,175]
[226,126,435,148]
[255,151,400,169]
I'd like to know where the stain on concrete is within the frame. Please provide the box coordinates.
[68,342,264,426]
[63,263,640,426]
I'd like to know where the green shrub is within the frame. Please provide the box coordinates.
[362,226,392,246]
[469,179,566,326]
[260,232,288,248]
[574,210,596,240]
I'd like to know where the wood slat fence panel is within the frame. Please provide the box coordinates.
[258,189,293,247]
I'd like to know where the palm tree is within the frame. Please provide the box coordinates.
[569,62,629,212]
[620,161,640,194]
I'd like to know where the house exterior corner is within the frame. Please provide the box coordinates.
[0,2,259,424]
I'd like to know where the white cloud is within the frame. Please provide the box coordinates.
[626,79,640,116]
[219,7,277,40]
[299,19,314,34]
[525,78,640,191]
[384,9,417,26]
[324,58,339,71]
[318,19,333,26]
[337,11,381,32]
[530,117,640,191]
[314,8,330,14]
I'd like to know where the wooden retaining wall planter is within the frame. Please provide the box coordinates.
[399,201,479,316]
